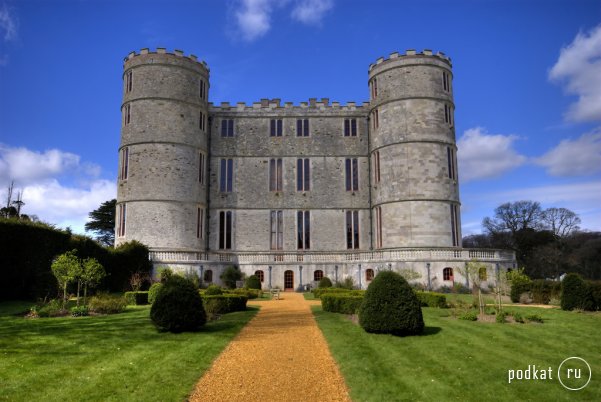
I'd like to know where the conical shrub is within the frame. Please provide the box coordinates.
[358,270,424,336]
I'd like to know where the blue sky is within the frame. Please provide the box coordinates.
[1,0,600,236]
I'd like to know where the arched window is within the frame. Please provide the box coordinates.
[443,267,453,281]
[479,267,487,281]
[365,269,374,281]
[314,270,323,281]
[255,270,264,282]
[204,269,213,283]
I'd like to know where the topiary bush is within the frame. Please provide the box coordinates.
[561,273,588,311]
[124,291,149,305]
[358,271,424,336]
[202,294,248,318]
[321,294,364,314]
[220,265,242,289]
[89,294,127,314]
[245,275,262,290]
[205,284,223,295]
[150,276,206,332]
[415,291,447,308]
[588,281,601,311]
[318,277,333,288]
[148,282,163,304]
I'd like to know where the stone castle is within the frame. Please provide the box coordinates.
[116,47,515,290]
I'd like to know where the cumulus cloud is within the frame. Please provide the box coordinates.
[291,0,334,25]
[0,144,116,233]
[0,2,17,41]
[457,127,527,182]
[231,0,334,42]
[535,129,601,176]
[549,24,601,122]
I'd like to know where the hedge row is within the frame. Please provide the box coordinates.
[202,294,248,316]
[313,288,365,298]
[415,291,447,308]
[561,273,601,311]
[124,291,149,305]
[510,279,561,304]
[321,294,364,314]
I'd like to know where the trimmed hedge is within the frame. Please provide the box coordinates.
[202,294,248,316]
[313,288,365,298]
[318,277,333,288]
[205,284,223,295]
[124,291,149,305]
[245,275,262,290]
[530,280,561,304]
[561,273,589,311]
[150,276,206,332]
[148,282,163,304]
[510,279,532,303]
[415,291,447,308]
[321,294,364,314]
[89,294,127,314]
[227,288,262,299]
[358,271,424,336]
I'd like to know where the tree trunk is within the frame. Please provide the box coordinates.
[63,283,67,309]
[83,285,88,306]
[76,280,81,306]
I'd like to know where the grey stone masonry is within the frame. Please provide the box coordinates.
[116,48,516,289]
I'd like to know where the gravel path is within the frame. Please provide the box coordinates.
[189,293,350,402]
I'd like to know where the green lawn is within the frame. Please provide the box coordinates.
[313,306,601,401]
[0,302,257,401]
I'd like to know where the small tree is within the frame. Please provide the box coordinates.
[456,260,487,316]
[399,268,422,282]
[51,250,81,309]
[220,266,242,289]
[129,271,149,291]
[81,258,105,306]
[245,275,261,290]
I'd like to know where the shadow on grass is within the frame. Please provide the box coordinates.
[421,326,442,336]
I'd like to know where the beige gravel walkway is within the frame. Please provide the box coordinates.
[189,292,350,402]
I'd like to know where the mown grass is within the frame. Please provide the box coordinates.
[0,303,257,401]
[313,306,601,401]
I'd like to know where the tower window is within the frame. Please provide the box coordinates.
[366,268,374,281]
[296,119,309,137]
[344,119,357,137]
[372,109,379,130]
[255,270,264,282]
[314,270,323,281]
[196,207,203,239]
[443,267,454,281]
[297,158,310,191]
[219,210,232,250]
[447,146,456,180]
[270,210,283,250]
[220,158,233,192]
[204,269,213,283]
[123,104,131,126]
[270,119,283,137]
[370,77,378,99]
[199,111,206,131]
[450,204,459,247]
[119,147,129,181]
[442,72,450,92]
[345,158,359,191]
[221,119,234,137]
[373,150,380,184]
[269,158,283,192]
[199,80,206,100]
[375,206,382,249]
[199,152,205,184]
[479,267,487,281]
[346,210,360,249]
[117,203,126,237]
[444,104,453,127]
[297,210,310,250]
[125,70,133,93]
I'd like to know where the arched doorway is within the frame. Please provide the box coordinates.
[284,270,294,291]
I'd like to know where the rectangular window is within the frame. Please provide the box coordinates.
[447,146,456,180]
[372,109,379,130]
[117,203,126,237]
[344,119,357,137]
[125,70,133,93]
[345,158,358,191]
[270,210,283,250]
[450,204,459,247]
[219,211,232,250]
[444,104,453,126]
[297,158,310,191]
[123,104,131,126]
[296,119,309,137]
[220,158,233,192]
[199,153,205,184]
[199,111,205,131]
[196,207,203,239]
[442,72,450,92]
[373,150,380,184]
[199,79,206,99]
[270,119,283,137]
[269,158,283,191]
[297,210,310,250]
[346,210,360,249]
[221,119,234,137]
[375,206,382,249]
[371,78,378,99]
[119,147,129,181]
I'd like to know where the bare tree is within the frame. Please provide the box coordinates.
[482,200,544,236]
[542,207,581,237]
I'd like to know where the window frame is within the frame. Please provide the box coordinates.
[270,210,283,250]
[346,210,360,249]
[219,210,233,250]
[345,158,359,191]
[221,119,234,137]
[270,119,283,137]
[119,147,129,181]
[297,210,311,250]
[296,158,310,192]
[220,158,233,192]
[269,158,283,192]
[296,119,309,137]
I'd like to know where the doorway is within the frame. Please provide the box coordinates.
[284,270,294,290]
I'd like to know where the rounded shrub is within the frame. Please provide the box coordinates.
[245,275,262,290]
[318,277,333,288]
[150,276,206,333]
[561,273,588,311]
[148,282,163,304]
[358,271,424,336]
[205,284,223,295]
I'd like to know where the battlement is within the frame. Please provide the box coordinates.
[209,98,370,112]
[368,49,451,72]
[124,48,209,71]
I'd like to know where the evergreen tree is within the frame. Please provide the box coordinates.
[85,199,116,246]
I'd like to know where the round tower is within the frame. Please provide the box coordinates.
[116,48,210,251]
[368,49,460,249]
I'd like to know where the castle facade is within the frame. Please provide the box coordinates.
[116,48,515,290]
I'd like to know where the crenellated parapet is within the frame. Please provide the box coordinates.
[368,49,451,72]
[209,98,369,113]
[123,48,210,73]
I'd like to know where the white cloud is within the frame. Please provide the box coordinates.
[535,129,601,176]
[0,144,115,234]
[291,0,333,25]
[457,127,526,182]
[0,2,17,41]
[549,24,601,122]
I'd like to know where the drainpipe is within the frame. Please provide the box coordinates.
[426,262,431,291]
[268,265,272,289]
[358,264,362,289]
[299,265,303,290]
[335,265,339,283]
